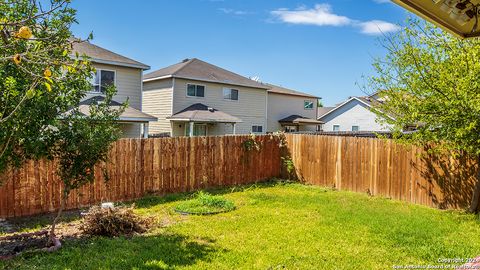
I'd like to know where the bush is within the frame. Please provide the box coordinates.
[80,205,152,237]
[174,191,236,215]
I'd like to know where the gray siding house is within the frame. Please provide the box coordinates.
[318,96,392,132]
[143,58,269,137]
[72,41,157,138]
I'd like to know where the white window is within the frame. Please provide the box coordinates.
[252,125,263,133]
[304,100,314,110]
[91,69,115,93]
[223,88,239,100]
[333,125,340,131]
[352,126,359,132]
[186,84,205,97]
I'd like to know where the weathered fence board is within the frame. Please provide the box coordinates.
[284,134,477,210]
[0,135,281,218]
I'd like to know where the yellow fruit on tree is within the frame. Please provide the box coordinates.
[13,54,21,65]
[44,68,52,78]
[16,26,32,39]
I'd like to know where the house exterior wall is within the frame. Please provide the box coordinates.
[83,63,144,138]
[267,93,318,132]
[169,78,268,137]
[85,63,143,110]
[319,99,392,132]
[142,79,174,135]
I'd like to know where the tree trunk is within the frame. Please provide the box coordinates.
[45,189,69,252]
[468,155,480,213]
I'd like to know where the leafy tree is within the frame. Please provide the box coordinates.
[368,19,480,213]
[0,0,124,249]
[47,87,123,250]
[0,0,93,173]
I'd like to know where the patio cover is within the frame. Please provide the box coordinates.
[278,115,324,125]
[167,103,242,123]
[78,96,157,123]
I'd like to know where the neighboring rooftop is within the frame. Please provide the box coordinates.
[78,96,157,122]
[317,107,335,118]
[168,103,242,123]
[144,58,269,89]
[72,41,150,70]
[278,114,324,125]
[265,83,319,99]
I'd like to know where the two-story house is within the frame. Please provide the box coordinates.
[266,84,323,133]
[142,58,269,137]
[72,41,157,138]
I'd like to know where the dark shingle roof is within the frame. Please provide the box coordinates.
[144,58,269,89]
[266,83,319,99]
[167,103,242,123]
[278,115,324,124]
[72,41,150,70]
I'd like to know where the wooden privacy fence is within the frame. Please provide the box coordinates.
[0,135,282,218]
[285,134,477,209]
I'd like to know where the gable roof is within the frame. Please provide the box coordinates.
[318,97,375,120]
[317,107,335,118]
[266,83,319,99]
[72,41,150,70]
[144,58,269,90]
[167,103,242,123]
[318,96,394,121]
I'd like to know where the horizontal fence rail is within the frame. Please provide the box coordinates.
[0,135,282,218]
[285,134,477,209]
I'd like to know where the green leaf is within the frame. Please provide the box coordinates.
[44,82,52,92]
[26,88,35,99]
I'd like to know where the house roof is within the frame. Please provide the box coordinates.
[72,41,150,70]
[317,107,335,118]
[266,83,319,99]
[278,115,324,125]
[144,58,269,89]
[78,96,157,122]
[167,103,242,123]
[318,97,375,120]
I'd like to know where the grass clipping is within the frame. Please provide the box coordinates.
[175,191,235,215]
[80,205,152,237]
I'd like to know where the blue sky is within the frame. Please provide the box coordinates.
[70,0,410,105]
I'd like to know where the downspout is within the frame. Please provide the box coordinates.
[171,77,175,137]
[265,89,268,133]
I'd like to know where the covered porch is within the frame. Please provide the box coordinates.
[78,96,157,138]
[167,103,242,137]
[278,115,324,133]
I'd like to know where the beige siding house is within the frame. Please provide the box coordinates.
[143,58,269,137]
[73,41,157,138]
[266,84,322,133]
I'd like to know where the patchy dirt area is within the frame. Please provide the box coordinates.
[0,210,84,258]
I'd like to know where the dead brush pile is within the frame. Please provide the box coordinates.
[80,205,153,237]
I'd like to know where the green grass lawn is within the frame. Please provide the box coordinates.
[2,181,480,270]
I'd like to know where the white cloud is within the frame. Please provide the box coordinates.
[271,4,351,27]
[357,20,401,35]
[270,4,400,36]
[219,8,251,16]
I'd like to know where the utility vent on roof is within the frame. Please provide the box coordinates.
[182,58,190,63]
[208,107,214,112]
